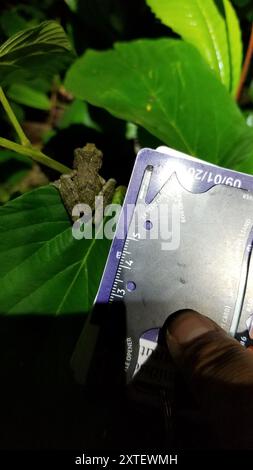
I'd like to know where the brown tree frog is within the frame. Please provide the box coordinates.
[55,143,116,222]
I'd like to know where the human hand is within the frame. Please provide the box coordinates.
[166,310,253,449]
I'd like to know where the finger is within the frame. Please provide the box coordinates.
[166,309,253,448]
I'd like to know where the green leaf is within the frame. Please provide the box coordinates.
[146,0,242,94]
[3,100,25,123]
[125,122,138,140]
[0,5,45,37]
[0,149,32,167]
[0,9,28,37]
[223,0,242,96]
[112,185,126,205]
[0,186,111,315]
[244,111,253,128]
[58,99,101,131]
[0,150,32,203]
[65,39,253,172]
[64,0,78,13]
[0,21,74,86]
[7,83,51,110]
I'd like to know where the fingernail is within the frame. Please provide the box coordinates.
[166,309,218,347]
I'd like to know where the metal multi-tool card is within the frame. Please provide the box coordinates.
[72,146,253,405]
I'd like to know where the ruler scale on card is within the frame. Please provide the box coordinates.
[71,147,253,388]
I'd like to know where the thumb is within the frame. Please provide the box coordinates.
[166,309,253,449]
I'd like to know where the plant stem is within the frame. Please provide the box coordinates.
[0,137,71,174]
[0,87,30,146]
[0,86,71,174]
[237,23,253,103]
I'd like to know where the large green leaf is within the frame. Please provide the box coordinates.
[0,21,74,86]
[223,0,242,96]
[0,186,111,315]
[146,0,242,95]
[65,39,253,173]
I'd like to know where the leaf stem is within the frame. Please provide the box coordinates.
[0,86,30,146]
[236,23,253,103]
[0,137,71,174]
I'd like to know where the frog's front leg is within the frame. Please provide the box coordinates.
[57,173,91,222]
[94,178,116,225]
[57,173,79,218]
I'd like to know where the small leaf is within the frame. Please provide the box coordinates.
[0,5,45,37]
[2,100,25,123]
[0,149,32,167]
[65,39,253,172]
[64,0,78,13]
[0,9,28,37]
[58,99,101,131]
[0,186,112,315]
[112,185,126,205]
[7,83,51,110]
[0,150,32,204]
[125,122,138,140]
[0,21,74,86]
[146,0,242,94]
[245,111,253,128]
